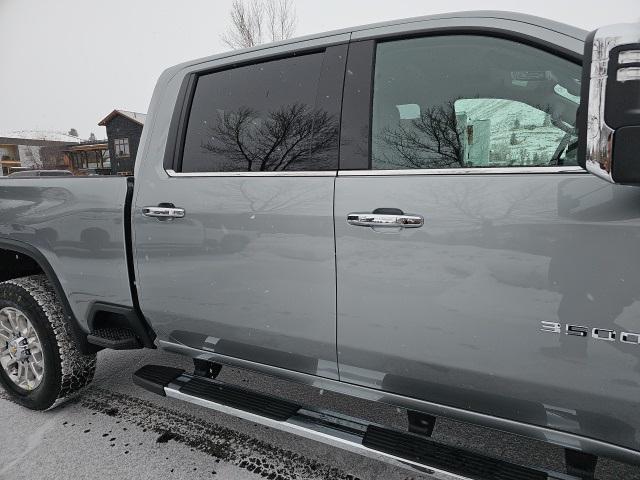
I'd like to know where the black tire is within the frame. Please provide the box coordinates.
[0,275,96,410]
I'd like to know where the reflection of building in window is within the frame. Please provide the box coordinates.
[114,138,130,157]
[456,113,491,167]
[455,98,566,167]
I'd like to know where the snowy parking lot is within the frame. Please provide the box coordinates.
[1,348,638,480]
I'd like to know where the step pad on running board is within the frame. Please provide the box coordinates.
[180,376,300,421]
[133,364,300,420]
[133,364,580,480]
[364,425,547,480]
[133,365,185,396]
[87,327,142,350]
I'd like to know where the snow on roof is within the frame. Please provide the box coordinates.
[0,130,83,143]
[98,109,147,126]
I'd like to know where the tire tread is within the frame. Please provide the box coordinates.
[1,275,96,407]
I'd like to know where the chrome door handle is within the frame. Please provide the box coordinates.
[347,212,423,228]
[142,206,185,219]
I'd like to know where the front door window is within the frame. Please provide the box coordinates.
[371,35,582,170]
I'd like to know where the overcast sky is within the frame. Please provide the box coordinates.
[1,0,638,139]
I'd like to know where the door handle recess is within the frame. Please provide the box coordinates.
[142,206,185,219]
[347,212,423,228]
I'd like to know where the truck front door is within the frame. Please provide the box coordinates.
[335,30,640,452]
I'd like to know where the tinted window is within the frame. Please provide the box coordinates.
[371,36,581,170]
[182,52,339,172]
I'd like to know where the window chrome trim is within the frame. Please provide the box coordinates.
[338,166,586,176]
[166,169,337,177]
[167,167,586,177]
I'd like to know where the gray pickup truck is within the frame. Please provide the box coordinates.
[1,11,639,479]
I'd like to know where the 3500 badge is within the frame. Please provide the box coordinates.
[541,322,640,344]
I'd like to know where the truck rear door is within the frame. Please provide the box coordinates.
[133,40,348,379]
[335,21,640,453]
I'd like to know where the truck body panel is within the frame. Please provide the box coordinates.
[335,172,640,452]
[133,175,339,378]
[0,178,132,330]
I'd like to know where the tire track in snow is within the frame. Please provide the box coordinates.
[81,387,367,480]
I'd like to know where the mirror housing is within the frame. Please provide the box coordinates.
[577,23,640,184]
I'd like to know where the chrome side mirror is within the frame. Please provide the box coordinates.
[577,23,640,184]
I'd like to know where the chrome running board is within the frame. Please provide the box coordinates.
[133,365,580,480]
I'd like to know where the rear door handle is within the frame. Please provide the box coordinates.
[142,205,185,219]
[347,210,423,228]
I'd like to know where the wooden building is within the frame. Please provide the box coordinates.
[63,141,111,175]
[98,110,146,175]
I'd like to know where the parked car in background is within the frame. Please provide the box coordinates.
[0,11,639,480]
[7,170,73,178]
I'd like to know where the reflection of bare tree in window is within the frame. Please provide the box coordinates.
[376,100,464,169]
[201,103,338,171]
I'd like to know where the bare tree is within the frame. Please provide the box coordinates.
[201,103,338,171]
[264,0,296,43]
[39,145,67,169]
[221,0,296,50]
[376,100,465,169]
[20,145,44,169]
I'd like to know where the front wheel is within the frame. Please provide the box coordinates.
[0,275,96,410]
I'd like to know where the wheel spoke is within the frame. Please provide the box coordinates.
[0,355,17,370]
[6,310,18,332]
[29,361,42,381]
[0,318,13,336]
[19,315,29,337]
[22,363,30,386]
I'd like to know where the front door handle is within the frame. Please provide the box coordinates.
[347,210,423,228]
[142,205,185,219]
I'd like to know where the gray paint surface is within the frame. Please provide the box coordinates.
[0,177,132,329]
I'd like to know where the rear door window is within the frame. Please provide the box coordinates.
[181,52,339,172]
